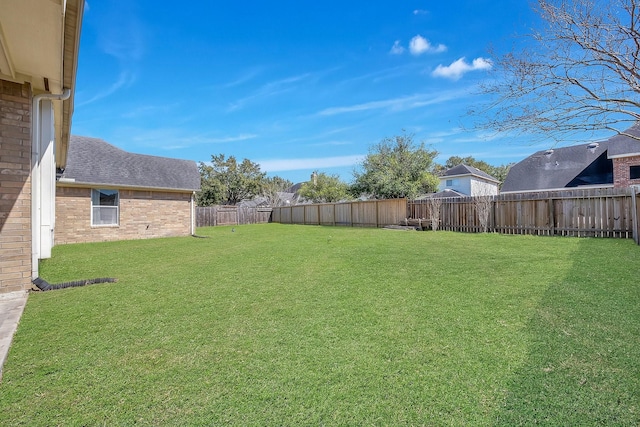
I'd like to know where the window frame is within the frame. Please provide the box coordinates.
[91,189,120,227]
[630,165,640,180]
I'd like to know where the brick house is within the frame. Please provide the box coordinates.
[502,124,640,193]
[56,136,201,244]
[0,1,84,293]
[606,124,640,188]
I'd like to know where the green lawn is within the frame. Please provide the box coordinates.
[1,224,639,425]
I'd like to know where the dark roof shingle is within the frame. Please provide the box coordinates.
[607,122,640,158]
[501,141,612,192]
[60,136,201,191]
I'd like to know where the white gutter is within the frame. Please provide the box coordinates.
[31,89,71,279]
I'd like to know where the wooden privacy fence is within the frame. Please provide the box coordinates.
[272,199,407,228]
[408,187,640,242]
[196,206,272,227]
[199,188,640,243]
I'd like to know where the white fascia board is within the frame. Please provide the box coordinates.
[56,181,199,193]
[500,184,614,194]
[608,152,640,159]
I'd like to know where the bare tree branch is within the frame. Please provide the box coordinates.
[474,0,640,142]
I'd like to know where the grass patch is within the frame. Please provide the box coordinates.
[0,224,638,425]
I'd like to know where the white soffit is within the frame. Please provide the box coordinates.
[0,0,64,91]
[0,23,15,79]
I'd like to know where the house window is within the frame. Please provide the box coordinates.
[446,179,454,187]
[92,189,119,226]
[630,165,640,180]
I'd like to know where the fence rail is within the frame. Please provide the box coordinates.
[408,187,640,242]
[196,206,272,227]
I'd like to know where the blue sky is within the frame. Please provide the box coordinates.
[72,0,555,184]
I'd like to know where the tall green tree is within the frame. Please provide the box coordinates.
[351,133,439,199]
[298,171,351,203]
[262,176,294,206]
[197,154,266,206]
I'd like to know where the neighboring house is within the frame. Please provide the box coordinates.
[239,191,299,208]
[502,123,640,193]
[55,136,201,244]
[0,1,84,293]
[238,197,270,208]
[607,123,640,188]
[438,164,500,196]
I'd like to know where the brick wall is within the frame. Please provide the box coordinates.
[612,155,640,188]
[0,81,32,293]
[55,186,193,244]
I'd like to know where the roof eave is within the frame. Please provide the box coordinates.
[57,0,84,168]
[57,180,200,193]
[608,152,640,159]
[500,183,614,194]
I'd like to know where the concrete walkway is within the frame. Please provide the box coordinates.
[0,291,28,382]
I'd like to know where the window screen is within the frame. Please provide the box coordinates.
[91,189,119,226]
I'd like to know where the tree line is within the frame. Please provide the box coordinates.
[197,132,513,206]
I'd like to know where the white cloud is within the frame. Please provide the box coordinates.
[389,40,405,55]
[413,9,428,15]
[100,21,144,62]
[317,90,466,116]
[258,155,364,172]
[221,67,264,88]
[206,134,258,143]
[227,73,312,112]
[432,57,492,80]
[121,103,181,119]
[77,70,136,106]
[127,129,258,150]
[79,5,144,105]
[409,35,447,55]
[309,140,352,147]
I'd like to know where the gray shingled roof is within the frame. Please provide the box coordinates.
[495,123,640,193]
[501,141,613,192]
[414,189,466,200]
[606,122,640,158]
[59,136,201,191]
[442,164,499,183]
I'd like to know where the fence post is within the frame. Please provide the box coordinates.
[632,186,639,245]
[548,197,555,236]
[491,197,496,232]
[333,203,336,226]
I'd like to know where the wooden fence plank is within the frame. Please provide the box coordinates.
[405,188,634,239]
[272,199,406,228]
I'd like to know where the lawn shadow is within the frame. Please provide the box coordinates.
[491,238,640,425]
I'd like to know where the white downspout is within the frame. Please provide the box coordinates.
[191,191,196,235]
[31,89,71,279]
